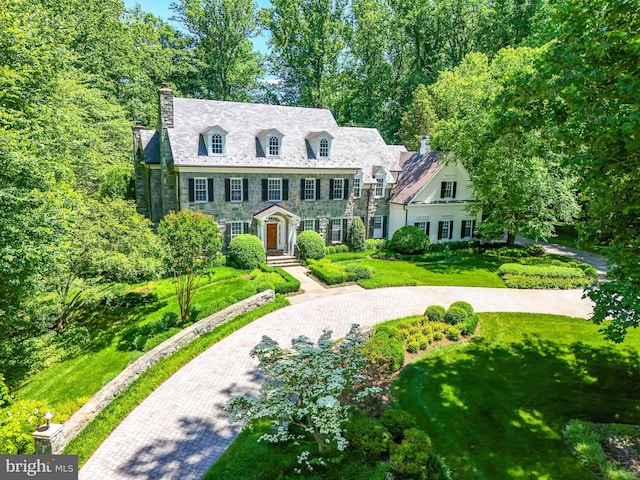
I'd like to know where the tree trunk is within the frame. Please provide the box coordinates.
[506,232,516,246]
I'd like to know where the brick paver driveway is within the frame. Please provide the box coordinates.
[80,286,592,480]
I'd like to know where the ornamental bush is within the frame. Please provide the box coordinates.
[365,238,388,251]
[346,217,366,252]
[425,305,446,323]
[296,230,326,260]
[444,306,468,325]
[380,409,418,443]
[361,331,405,374]
[449,301,474,317]
[226,234,265,270]
[389,225,431,254]
[344,414,391,464]
[345,264,373,280]
[390,428,432,477]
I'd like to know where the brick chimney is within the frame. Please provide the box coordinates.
[158,84,174,130]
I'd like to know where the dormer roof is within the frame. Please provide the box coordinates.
[306,131,334,140]
[200,125,228,135]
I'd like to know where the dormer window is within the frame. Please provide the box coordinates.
[306,131,333,159]
[268,136,280,156]
[201,126,227,156]
[319,138,329,157]
[211,133,224,154]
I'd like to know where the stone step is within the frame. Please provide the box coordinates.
[266,255,301,267]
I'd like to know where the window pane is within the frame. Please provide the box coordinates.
[353,177,361,198]
[319,138,329,157]
[333,179,343,199]
[331,218,342,242]
[231,178,242,202]
[375,177,384,197]
[195,178,207,202]
[373,216,382,229]
[442,181,453,198]
[304,179,315,200]
[304,219,315,231]
[268,178,282,201]
[212,133,223,154]
[231,221,243,237]
[268,136,279,156]
[416,221,428,234]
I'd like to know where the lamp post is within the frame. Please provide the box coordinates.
[43,411,54,430]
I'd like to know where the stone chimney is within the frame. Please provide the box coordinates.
[158,84,174,130]
[132,121,144,153]
[419,135,431,155]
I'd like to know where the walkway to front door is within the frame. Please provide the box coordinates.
[266,223,277,250]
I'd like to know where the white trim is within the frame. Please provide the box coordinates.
[353,175,361,199]
[230,177,243,202]
[230,221,244,238]
[303,178,316,201]
[330,218,343,243]
[194,177,208,203]
[267,178,282,202]
[332,178,345,200]
[174,166,356,175]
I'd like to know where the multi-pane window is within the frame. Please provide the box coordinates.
[331,218,343,243]
[415,221,430,235]
[194,178,207,203]
[268,136,280,156]
[304,179,316,200]
[375,176,385,198]
[303,219,315,231]
[440,181,456,198]
[268,178,282,201]
[230,221,244,238]
[438,220,452,240]
[211,133,224,154]
[353,177,361,198]
[230,178,243,202]
[319,138,329,157]
[332,179,344,200]
[462,220,474,238]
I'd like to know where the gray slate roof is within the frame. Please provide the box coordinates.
[145,98,404,184]
[388,151,446,205]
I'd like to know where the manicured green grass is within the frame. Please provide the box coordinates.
[349,255,507,288]
[391,312,640,479]
[64,297,290,466]
[204,420,389,480]
[13,269,263,419]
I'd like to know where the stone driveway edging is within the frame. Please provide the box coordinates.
[49,290,275,454]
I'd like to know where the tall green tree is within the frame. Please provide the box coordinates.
[398,84,437,151]
[157,210,222,322]
[430,49,578,245]
[533,0,640,341]
[264,0,348,107]
[172,0,262,100]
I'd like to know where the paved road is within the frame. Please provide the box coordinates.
[79,285,593,480]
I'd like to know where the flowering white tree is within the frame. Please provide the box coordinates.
[226,325,379,467]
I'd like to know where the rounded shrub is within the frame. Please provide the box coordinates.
[407,342,419,353]
[344,415,391,463]
[346,217,366,252]
[380,409,418,443]
[362,332,405,374]
[296,230,326,260]
[345,264,373,280]
[449,301,474,317]
[390,428,432,477]
[444,306,468,325]
[446,326,461,341]
[389,225,431,254]
[424,305,446,323]
[226,234,265,270]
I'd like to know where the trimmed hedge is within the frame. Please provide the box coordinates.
[502,274,594,289]
[365,238,388,251]
[499,263,586,278]
[499,262,596,289]
[389,225,431,254]
[259,264,300,294]
[308,260,357,285]
[226,234,265,270]
[296,230,325,260]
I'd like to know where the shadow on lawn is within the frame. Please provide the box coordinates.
[415,255,503,275]
[392,336,640,479]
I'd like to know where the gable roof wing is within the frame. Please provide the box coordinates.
[388,151,446,205]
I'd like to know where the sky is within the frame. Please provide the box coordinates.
[123,0,271,54]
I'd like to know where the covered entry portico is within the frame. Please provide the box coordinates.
[253,204,300,254]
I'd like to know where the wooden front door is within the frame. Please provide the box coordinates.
[266,223,278,250]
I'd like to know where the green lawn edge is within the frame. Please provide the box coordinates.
[64,296,290,466]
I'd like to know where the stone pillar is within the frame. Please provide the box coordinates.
[33,424,65,454]
[158,85,174,129]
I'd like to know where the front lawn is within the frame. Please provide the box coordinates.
[392,313,640,479]
[13,267,286,420]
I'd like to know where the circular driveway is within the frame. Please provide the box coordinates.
[79,286,593,480]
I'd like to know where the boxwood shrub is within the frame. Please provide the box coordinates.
[499,262,595,289]
[380,409,418,443]
[226,234,265,270]
[365,238,388,251]
[344,414,391,464]
[444,306,468,325]
[389,225,431,254]
[449,301,474,316]
[296,230,326,260]
[308,260,356,285]
[361,331,405,374]
[258,264,300,294]
[424,305,445,323]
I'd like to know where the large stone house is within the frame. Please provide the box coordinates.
[133,87,478,252]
